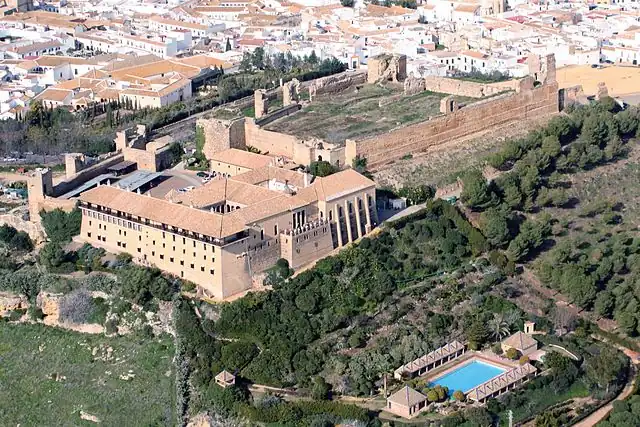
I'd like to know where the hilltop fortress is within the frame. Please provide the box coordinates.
[197,53,561,171]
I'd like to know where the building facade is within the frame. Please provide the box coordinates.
[77,151,377,300]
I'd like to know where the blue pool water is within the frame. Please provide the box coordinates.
[431,360,506,393]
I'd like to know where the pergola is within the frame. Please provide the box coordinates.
[394,340,466,379]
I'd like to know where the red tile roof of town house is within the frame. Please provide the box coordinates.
[110,59,201,81]
[177,54,233,69]
[149,15,209,31]
[460,50,489,60]
[34,87,73,103]
[237,38,266,46]
[10,40,64,55]
[193,6,245,12]
[365,4,416,17]
[506,15,528,23]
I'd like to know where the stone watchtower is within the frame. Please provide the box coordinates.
[27,168,53,222]
[527,54,557,85]
[254,89,268,119]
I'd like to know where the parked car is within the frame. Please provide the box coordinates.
[196,171,208,178]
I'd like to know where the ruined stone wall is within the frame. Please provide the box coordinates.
[198,117,247,160]
[255,104,302,127]
[308,71,367,99]
[347,82,559,168]
[244,119,298,157]
[123,147,158,172]
[421,77,518,98]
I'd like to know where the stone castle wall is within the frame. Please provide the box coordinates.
[244,120,298,157]
[280,221,334,270]
[197,117,247,160]
[421,76,520,98]
[346,82,559,168]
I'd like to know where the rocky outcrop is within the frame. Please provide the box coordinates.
[0,213,46,244]
[38,292,62,323]
[0,292,28,314]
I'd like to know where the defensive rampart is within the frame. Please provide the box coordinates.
[346,82,559,168]
[421,76,520,98]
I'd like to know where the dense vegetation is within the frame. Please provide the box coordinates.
[226,48,346,103]
[457,100,640,332]
[598,385,640,427]
[213,200,484,391]
[40,208,82,243]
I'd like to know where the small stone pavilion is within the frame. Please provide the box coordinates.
[501,321,538,356]
[386,385,428,419]
[215,370,236,388]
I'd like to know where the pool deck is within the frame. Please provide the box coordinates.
[420,351,517,387]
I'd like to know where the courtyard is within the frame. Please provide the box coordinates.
[264,83,474,144]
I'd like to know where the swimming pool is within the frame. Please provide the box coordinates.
[430,359,506,393]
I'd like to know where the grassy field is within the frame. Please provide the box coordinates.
[0,323,175,426]
[264,83,472,144]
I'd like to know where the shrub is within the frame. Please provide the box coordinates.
[59,288,94,324]
[88,297,109,325]
[28,306,45,320]
[505,347,519,360]
[40,208,81,243]
[453,390,466,402]
[84,273,116,293]
[491,343,503,355]
[105,318,118,335]
[181,280,196,292]
[519,355,530,365]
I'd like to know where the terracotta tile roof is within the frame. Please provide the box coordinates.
[502,331,537,350]
[460,50,489,60]
[454,4,480,13]
[312,168,375,201]
[79,184,246,239]
[211,148,274,170]
[120,77,190,98]
[178,54,233,69]
[387,386,427,407]
[111,59,201,80]
[34,87,73,102]
[149,15,208,31]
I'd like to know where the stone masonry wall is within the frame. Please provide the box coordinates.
[308,71,367,99]
[347,82,559,168]
[422,76,519,98]
[198,117,247,160]
[244,120,298,157]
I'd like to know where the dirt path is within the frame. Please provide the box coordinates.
[573,363,637,427]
